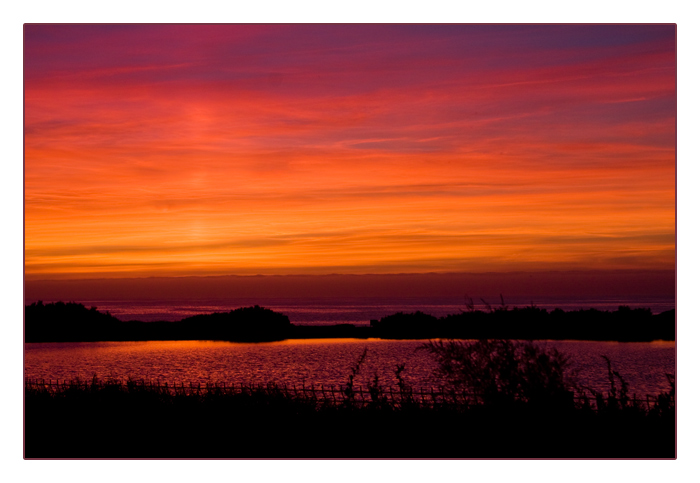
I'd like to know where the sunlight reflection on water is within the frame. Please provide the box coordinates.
[24,339,675,396]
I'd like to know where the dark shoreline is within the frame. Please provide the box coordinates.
[24,301,675,343]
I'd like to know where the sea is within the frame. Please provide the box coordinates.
[54,295,676,324]
[24,296,676,396]
[24,339,676,397]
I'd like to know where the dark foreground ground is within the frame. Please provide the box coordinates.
[25,382,675,459]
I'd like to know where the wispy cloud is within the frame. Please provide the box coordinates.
[24,25,676,278]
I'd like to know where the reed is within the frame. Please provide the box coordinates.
[24,344,675,458]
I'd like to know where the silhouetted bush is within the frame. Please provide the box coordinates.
[422,339,577,408]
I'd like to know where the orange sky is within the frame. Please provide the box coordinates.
[24,25,676,280]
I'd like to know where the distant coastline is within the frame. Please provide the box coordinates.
[24,301,675,343]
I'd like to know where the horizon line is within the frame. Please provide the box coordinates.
[24,268,678,283]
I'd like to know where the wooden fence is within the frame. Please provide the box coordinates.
[24,377,664,412]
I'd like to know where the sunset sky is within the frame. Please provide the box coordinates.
[24,25,676,281]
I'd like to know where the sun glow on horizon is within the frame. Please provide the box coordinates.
[24,25,676,280]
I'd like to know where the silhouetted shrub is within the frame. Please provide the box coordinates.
[422,339,576,408]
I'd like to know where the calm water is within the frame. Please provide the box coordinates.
[39,296,677,323]
[24,339,675,396]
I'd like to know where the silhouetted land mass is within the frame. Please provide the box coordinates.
[371,306,675,342]
[24,301,123,343]
[24,301,674,343]
[25,301,292,343]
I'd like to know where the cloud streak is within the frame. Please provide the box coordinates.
[24,25,676,279]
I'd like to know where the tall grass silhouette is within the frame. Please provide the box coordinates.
[25,342,675,458]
